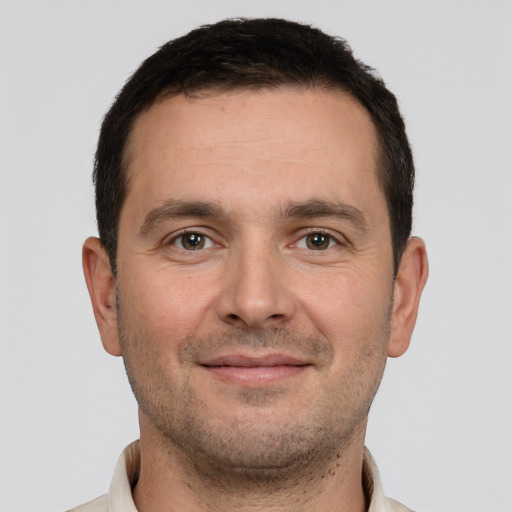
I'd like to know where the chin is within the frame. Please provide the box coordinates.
[141,395,367,485]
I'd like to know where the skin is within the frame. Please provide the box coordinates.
[83,88,428,512]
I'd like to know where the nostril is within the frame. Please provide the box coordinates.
[222,312,286,328]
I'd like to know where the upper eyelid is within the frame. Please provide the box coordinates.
[164,227,220,249]
[161,226,348,246]
[165,227,215,239]
[295,227,347,244]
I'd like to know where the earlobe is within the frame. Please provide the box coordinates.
[82,237,122,356]
[387,237,429,358]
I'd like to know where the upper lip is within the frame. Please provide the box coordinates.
[200,353,310,367]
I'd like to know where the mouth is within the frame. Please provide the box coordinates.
[200,354,312,386]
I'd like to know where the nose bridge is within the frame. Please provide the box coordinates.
[217,236,294,328]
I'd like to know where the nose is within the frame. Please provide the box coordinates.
[216,245,295,329]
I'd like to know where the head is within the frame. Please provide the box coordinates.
[94,17,414,277]
[84,18,428,484]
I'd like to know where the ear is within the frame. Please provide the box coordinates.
[82,237,121,356]
[387,237,429,358]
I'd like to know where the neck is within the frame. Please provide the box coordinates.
[133,415,368,512]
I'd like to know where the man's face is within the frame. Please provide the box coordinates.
[104,88,404,472]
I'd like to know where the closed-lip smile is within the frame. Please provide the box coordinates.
[200,353,312,385]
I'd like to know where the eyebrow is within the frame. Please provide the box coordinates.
[139,197,369,236]
[140,199,226,235]
[283,199,369,233]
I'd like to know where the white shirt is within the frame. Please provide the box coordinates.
[68,441,413,512]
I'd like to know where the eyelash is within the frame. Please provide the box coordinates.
[294,229,345,251]
[167,229,218,251]
[165,228,345,252]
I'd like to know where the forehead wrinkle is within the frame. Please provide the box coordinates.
[189,135,288,149]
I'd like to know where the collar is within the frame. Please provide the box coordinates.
[105,441,408,512]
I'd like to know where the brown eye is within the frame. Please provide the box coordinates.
[306,233,331,250]
[178,233,206,250]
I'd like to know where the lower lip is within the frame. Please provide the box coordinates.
[202,365,309,385]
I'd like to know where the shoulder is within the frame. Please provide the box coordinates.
[66,494,107,512]
[386,497,416,512]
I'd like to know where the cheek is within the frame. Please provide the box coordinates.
[296,268,393,344]
[118,265,220,341]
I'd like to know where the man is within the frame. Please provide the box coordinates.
[77,17,428,512]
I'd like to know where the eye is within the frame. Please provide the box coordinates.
[297,232,338,250]
[172,232,215,251]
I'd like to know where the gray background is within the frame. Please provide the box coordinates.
[1,1,511,511]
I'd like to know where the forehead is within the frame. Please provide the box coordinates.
[122,88,384,222]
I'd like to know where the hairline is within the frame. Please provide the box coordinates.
[112,83,399,275]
